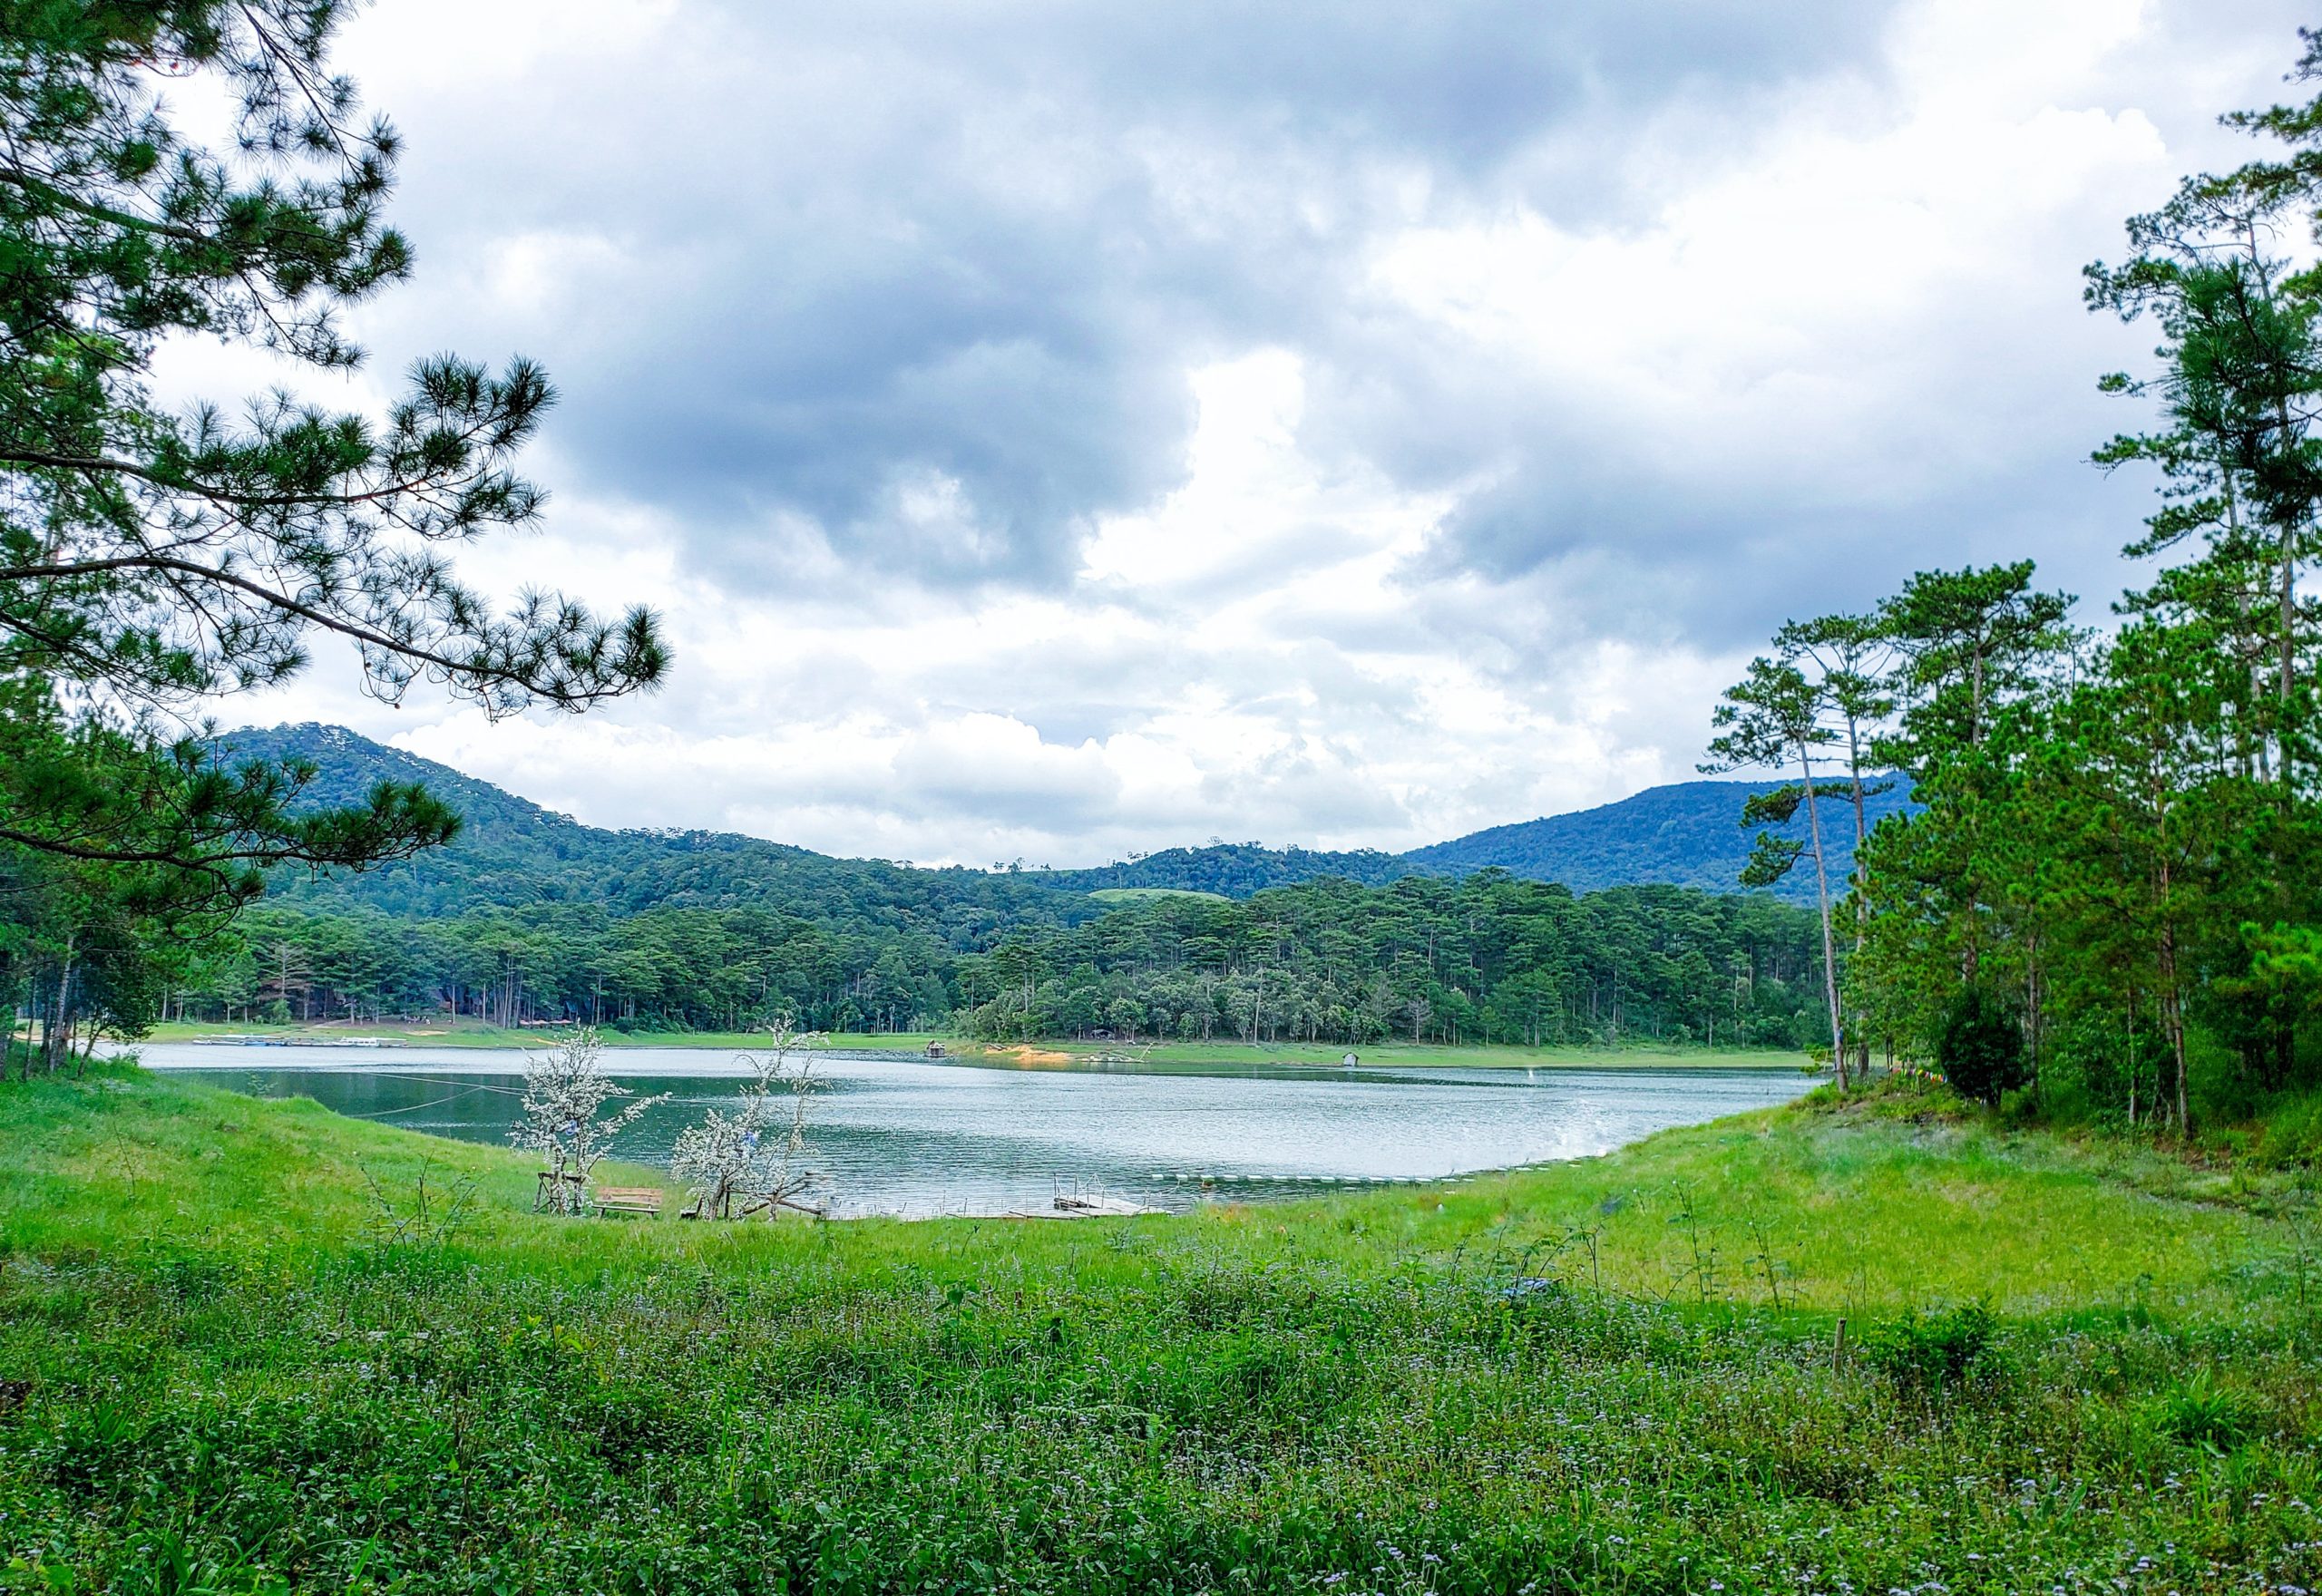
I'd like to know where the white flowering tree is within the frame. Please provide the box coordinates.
[509,1028,668,1214]
[671,1018,826,1220]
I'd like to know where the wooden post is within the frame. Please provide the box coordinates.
[1832,1317,1849,1373]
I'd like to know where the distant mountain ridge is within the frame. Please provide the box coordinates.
[1041,780,1916,901]
[1400,778,1917,896]
[220,723,1912,914]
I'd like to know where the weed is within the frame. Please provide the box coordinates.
[2151,1367,2264,1450]
[357,1159,477,1251]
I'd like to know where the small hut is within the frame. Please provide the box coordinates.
[925,1041,947,1059]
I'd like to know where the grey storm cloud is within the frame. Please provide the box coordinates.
[279,0,2322,874]
[361,0,1910,604]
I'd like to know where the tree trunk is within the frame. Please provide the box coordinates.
[47,939,74,1075]
[2024,930,2043,1105]
[1798,742,1847,1092]
[2159,928,2189,1134]
[1845,719,1873,1079]
[2156,840,2190,1133]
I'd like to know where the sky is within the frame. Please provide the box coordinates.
[178,0,2313,868]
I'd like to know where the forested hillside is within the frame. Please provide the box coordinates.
[224,723,1878,911]
[13,720,1838,1051]
[185,872,1829,1048]
[119,727,1820,1045]
[220,725,1093,931]
[1404,779,1917,893]
[1046,842,1412,895]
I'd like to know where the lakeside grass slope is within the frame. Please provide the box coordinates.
[0,1066,2317,1592]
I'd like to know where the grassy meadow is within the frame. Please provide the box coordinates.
[0,1064,2316,1592]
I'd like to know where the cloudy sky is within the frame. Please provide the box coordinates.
[185,0,2309,867]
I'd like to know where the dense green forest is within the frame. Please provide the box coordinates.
[17,725,1826,1049]
[167,874,1828,1048]
[1703,31,2322,1130]
[208,725,1115,927]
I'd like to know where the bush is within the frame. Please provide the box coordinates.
[1866,1303,1997,1401]
[2255,1087,2322,1165]
[1938,987,2028,1105]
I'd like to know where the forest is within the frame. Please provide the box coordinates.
[3,714,1840,1057]
[1692,32,2322,1132]
[154,876,1827,1050]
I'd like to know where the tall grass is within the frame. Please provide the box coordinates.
[0,1066,2315,1593]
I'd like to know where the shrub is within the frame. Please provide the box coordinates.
[1866,1303,1997,1400]
[2254,1087,2322,1166]
[1937,987,2028,1105]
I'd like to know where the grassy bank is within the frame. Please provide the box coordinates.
[0,1067,2316,1592]
[137,1017,1809,1071]
[137,1017,804,1053]
[953,1038,1810,1072]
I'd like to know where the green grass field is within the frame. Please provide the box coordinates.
[0,1065,2315,1592]
[137,1017,1811,1072]
[138,1017,806,1052]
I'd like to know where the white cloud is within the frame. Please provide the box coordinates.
[200,0,2313,867]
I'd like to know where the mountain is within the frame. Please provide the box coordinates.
[220,723,1911,916]
[1040,782,1916,903]
[213,725,1104,939]
[1402,778,1917,896]
[1045,842,1412,896]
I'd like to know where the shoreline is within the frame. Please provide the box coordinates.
[135,1019,1815,1073]
[3,1064,2307,1591]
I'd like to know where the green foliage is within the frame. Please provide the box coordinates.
[1863,1302,1997,1401]
[161,871,1830,1051]
[1086,887,1231,903]
[0,691,459,919]
[2150,1367,2266,1451]
[1708,32,2322,1137]
[1937,986,2028,1105]
[1064,841,1413,895]
[0,4,660,1046]
[0,2,667,728]
[2252,1087,2322,1165]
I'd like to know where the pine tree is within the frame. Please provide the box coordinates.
[0,3,668,905]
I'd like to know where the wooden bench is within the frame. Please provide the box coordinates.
[593,1185,664,1218]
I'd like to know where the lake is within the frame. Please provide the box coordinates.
[142,1043,1814,1219]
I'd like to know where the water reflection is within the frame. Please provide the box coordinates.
[141,1043,1811,1219]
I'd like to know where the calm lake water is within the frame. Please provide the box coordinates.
[142,1043,1812,1219]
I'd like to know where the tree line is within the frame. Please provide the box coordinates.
[153,875,1829,1050]
[1713,29,2322,1127]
